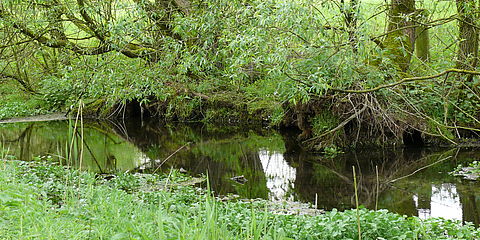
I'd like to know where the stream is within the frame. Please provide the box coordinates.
[0,118,479,226]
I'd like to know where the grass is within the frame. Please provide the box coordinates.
[0,159,479,239]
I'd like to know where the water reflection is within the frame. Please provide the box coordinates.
[0,119,479,226]
[0,121,144,171]
[259,149,296,201]
[414,184,462,221]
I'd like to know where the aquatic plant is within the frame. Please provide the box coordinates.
[451,160,480,180]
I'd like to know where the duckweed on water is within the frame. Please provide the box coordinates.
[0,160,479,239]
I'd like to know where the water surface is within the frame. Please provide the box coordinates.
[1,119,479,225]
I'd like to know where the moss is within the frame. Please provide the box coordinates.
[382,30,413,72]
[382,0,416,72]
[203,108,242,123]
[415,9,430,62]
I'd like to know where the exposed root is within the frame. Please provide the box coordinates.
[300,92,405,149]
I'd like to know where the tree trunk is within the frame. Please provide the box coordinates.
[456,0,479,71]
[383,0,416,72]
[415,9,430,62]
[341,0,360,52]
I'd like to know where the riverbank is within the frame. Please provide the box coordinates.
[2,0,480,153]
[1,159,478,239]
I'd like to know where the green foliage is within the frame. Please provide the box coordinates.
[166,96,202,121]
[37,56,173,112]
[0,83,48,120]
[311,111,340,136]
[40,75,75,110]
[450,160,480,180]
[1,159,479,239]
[323,145,344,158]
[1,0,479,146]
[427,119,455,141]
[269,106,285,127]
[203,107,242,123]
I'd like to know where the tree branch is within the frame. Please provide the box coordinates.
[0,72,37,94]
[332,68,480,93]
[0,7,159,59]
[133,0,182,40]
[76,0,106,42]
[304,103,368,143]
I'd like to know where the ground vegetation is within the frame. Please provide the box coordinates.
[1,159,479,239]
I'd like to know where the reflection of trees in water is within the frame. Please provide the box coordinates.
[114,118,272,199]
[282,138,480,225]
[293,148,448,211]
[283,130,454,209]
[458,184,480,226]
[0,121,141,172]
[1,123,52,161]
[14,123,33,161]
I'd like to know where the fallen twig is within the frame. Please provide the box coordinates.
[153,142,191,174]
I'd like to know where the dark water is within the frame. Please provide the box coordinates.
[1,119,479,226]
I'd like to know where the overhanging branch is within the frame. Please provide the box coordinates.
[332,68,480,93]
[0,7,159,59]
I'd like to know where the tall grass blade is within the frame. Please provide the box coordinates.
[353,165,362,240]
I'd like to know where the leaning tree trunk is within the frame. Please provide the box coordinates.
[456,0,479,72]
[383,0,416,72]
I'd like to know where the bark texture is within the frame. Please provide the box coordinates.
[383,0,416,72]
[456,0,479,71]
[415,9,430,62]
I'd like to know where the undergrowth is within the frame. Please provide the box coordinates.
[0,83,50,120]
[1,0,480,148]
[0,160,478,239]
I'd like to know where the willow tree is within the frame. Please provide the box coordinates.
[0,0,190,63]
[0,0,193,94]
